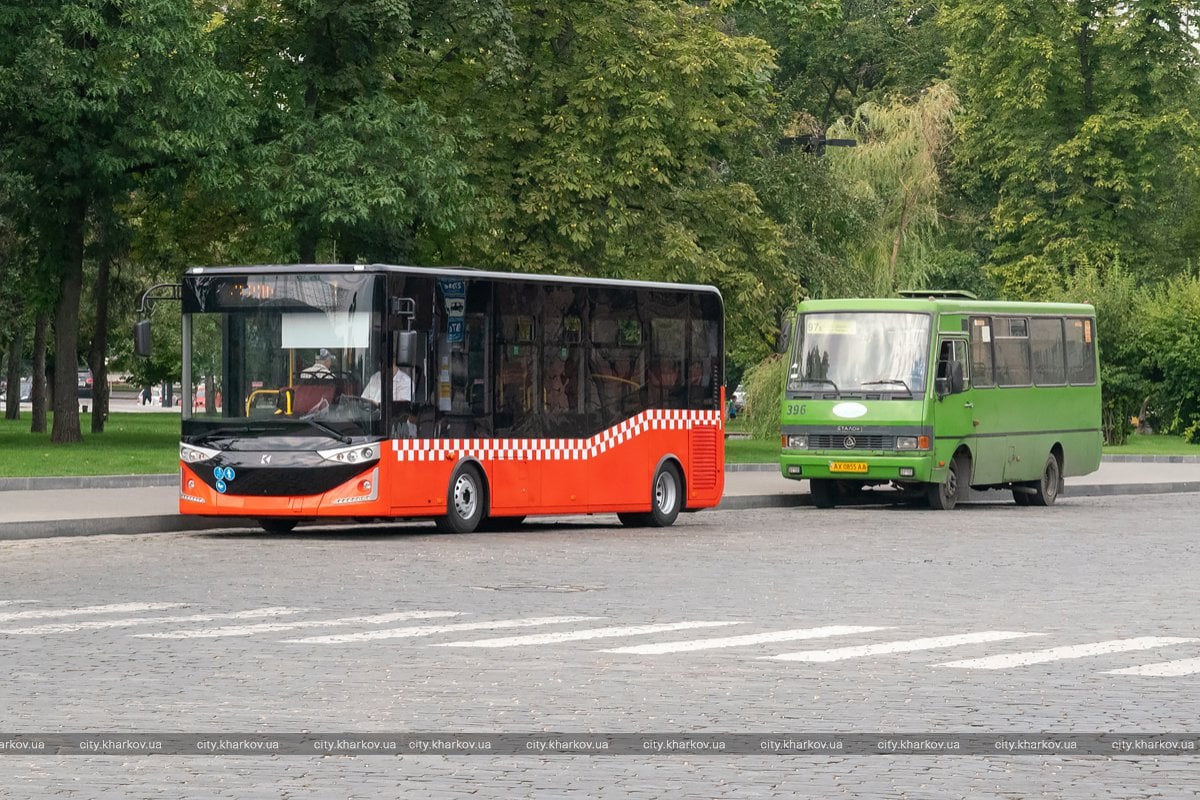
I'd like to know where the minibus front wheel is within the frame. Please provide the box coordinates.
[928,452,968,511]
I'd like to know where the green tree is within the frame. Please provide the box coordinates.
[0,0,242,442]
[449,0,793,362]
[944,0,1200,297]
[824,83,959,296]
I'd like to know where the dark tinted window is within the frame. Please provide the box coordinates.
[969,317,995,388]
[1065,317,1097,385]
[993,316,1031,386]
[1030,317,1066,385]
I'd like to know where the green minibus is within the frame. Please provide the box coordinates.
[779,292,1102,509]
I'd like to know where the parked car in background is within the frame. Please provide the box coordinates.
[78,368,93,398]
[0,377,33,402]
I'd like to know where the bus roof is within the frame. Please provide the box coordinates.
[185,263,722,299]
[796,296,1095,316]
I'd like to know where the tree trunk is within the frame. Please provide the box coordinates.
[50,196,87,444]
[89,241,113,433]
[4,329,22,421]
[30,312,48,434]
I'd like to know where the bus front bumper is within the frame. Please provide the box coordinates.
[779,452,935,483]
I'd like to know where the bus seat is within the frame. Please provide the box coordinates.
[292,383,335,414]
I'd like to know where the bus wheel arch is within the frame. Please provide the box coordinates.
[437,459,488,533]
[928,446,971,511]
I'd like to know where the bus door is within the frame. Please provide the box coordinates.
[932,337,975,473]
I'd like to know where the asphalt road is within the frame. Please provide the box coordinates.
[3,494,1200,797]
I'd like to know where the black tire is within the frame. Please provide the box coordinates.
[1029,453,1062,507]
[927,453,966,510]
[436,464,486,533]
[648,462,684,527]
[259,518,297,534]
[1012,489,1031,506]
[809,479,836,509]
[617,512,649,527]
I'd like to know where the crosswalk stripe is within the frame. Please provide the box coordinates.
[136,610,461,639]
[602,625,891,655]
[434,621,743,649]
[285,616,602,645]
[936,637,1198,670]
[1,607,308,635]
[1104,657,1200,677]
[0,602,187,623]
[767,631,1043,663]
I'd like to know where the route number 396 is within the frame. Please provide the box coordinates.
[786,403,806,416]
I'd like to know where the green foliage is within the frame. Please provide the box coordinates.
[1136,273,1200,436]
[944,0,1200,297]
[740,353,786,441]
[450,0,793,364]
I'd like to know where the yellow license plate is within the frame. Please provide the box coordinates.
[829,461,868,473]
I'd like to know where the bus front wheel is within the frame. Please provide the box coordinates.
[928,454,966,511]
[1029,454,1062,507]
[437,464,486,533]
[809,479,836,509]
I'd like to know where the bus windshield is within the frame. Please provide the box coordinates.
[787,312,931,398]
[183,272,384,441]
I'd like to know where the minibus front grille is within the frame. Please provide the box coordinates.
[808,434,895,450]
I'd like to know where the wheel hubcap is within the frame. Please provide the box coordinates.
[655,472,677,513]
[453,475,477,519]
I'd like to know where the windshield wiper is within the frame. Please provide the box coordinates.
[862,379,913,396]
[300,418,352,444]
[796,378,840,394]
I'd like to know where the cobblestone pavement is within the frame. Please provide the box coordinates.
[2,494,1200,797]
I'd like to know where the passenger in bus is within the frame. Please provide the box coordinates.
[362,362,413,404]
[301,349,335,378]
[545,358,571,414]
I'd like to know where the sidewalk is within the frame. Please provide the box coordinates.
[3,458,1200,541]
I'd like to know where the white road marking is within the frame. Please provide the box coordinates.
[936,637,1199,670]
[0,602,187,623]
[767,631,1044,663]
[1,607,308,635]
[1104,657,1200,677]
[137,610,461,639]
[602,625,891,655]
[434,621,743,649]
[286,616,603,645]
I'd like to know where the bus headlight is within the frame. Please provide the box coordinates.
[317,443,380,465]
[895,436,931,451]
[786,435,808,450]
[180,443,221,463]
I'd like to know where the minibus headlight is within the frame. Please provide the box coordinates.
[180,443,221,464]
[896,436,918,450]
[786,435,807,450]
[317,444,381,465]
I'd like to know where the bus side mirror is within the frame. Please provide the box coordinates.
[134,320,153,357]
[776,318,793,354]
[395,330,419,367]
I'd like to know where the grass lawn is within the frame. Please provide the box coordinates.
[0,413,180,477]
[1103,433,1200,456]
[2,413,1194,478]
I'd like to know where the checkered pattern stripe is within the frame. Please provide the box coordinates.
[392,409,723,462]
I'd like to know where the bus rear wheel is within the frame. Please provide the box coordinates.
[928,454,966,511]
[436,464,485,533]
[1029,453,1062,507]
[619,462,683,528]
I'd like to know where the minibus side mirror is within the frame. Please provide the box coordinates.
[776,317,793,354]
[949,361,965,394]
[134,320,153,357]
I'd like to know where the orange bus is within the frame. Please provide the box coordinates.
[166,264,725,533]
